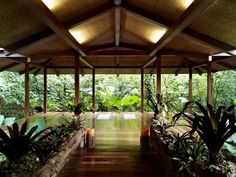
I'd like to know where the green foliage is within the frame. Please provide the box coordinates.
[174,101,236,164]
[0,121,46,163]
[0,71,236,118]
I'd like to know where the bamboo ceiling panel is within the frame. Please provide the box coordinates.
[84,30,115,47]
[165,35,220,55]
[0,0,46,47]
[124,11,168,44]
[20,36,71,56]
[44,0,110,24]
[69,12,114,45]
[126,0,192,21]
[189,0,236,47]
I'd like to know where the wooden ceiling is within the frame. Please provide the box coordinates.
[0,0,235,75]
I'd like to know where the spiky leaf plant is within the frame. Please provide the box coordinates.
[174,101,236,164]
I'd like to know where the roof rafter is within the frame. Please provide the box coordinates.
[149,0,216,56]
[19,58,53,75]
[121,1,235,54]
[22,0,94,68]
[0,62,20,72]
[158,49,208,59]
[6,2,114,55]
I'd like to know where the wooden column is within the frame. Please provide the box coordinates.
[141,68,144,113]
[156,56,161,96]
[25,63,30,121]
[43,68,47,114]
[189,67,193,102]
[92,69,95,113]
[207,62,212,105]
[74,57,80,105]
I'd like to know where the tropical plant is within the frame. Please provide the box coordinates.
[0,121,47,162]
[173,101,236,164]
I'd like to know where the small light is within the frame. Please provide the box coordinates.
[150,29,167,43]
[27,57,31,63]
[181,0,194,9]
[69,29,87,44]
[208,56,212,62]
[41,0,58,10]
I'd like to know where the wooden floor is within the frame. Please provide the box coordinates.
[57,113,163,177]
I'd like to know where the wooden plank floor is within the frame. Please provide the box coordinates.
[57,113,163,177]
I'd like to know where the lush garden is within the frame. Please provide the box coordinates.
[0,71,236,121]
[0,70,236,176]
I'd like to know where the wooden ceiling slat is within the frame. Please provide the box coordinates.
[149,0,216,56]
[86,43,146,51]
[23,0,94,69]
[0,62,20,72]
[121,2,235,52]
[6,2,114,55]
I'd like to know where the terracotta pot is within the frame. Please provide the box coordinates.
[141,128,149,136]
[86,128,95,136]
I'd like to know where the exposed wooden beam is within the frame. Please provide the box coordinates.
[158,49,208,59]
[115,7,121,47]
[88,50,148,56]
[192,55,236,68]
[20,58,52,75]
[33,68,41,75]
[183,57,203,75]
[175,69,181,76]
[149,0,216,56]
[1,57,44,69]
[87,54,149,58]
[19,66,37,75]
[31,51,77,61]
[0,62,20,72]
[216,62,235,70]
[46,65,189,69]
[143,56,156,68]
[86,43,146,52]
[6,2,114,55]
[23,0,94,69]
[121,2,235,53]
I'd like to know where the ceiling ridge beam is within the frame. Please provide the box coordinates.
[6,2,114,55]
[121,2,235,53]
[115,4,121,46]
[149,0,216,56]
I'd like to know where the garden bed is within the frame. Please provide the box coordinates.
[27,129,84,177]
